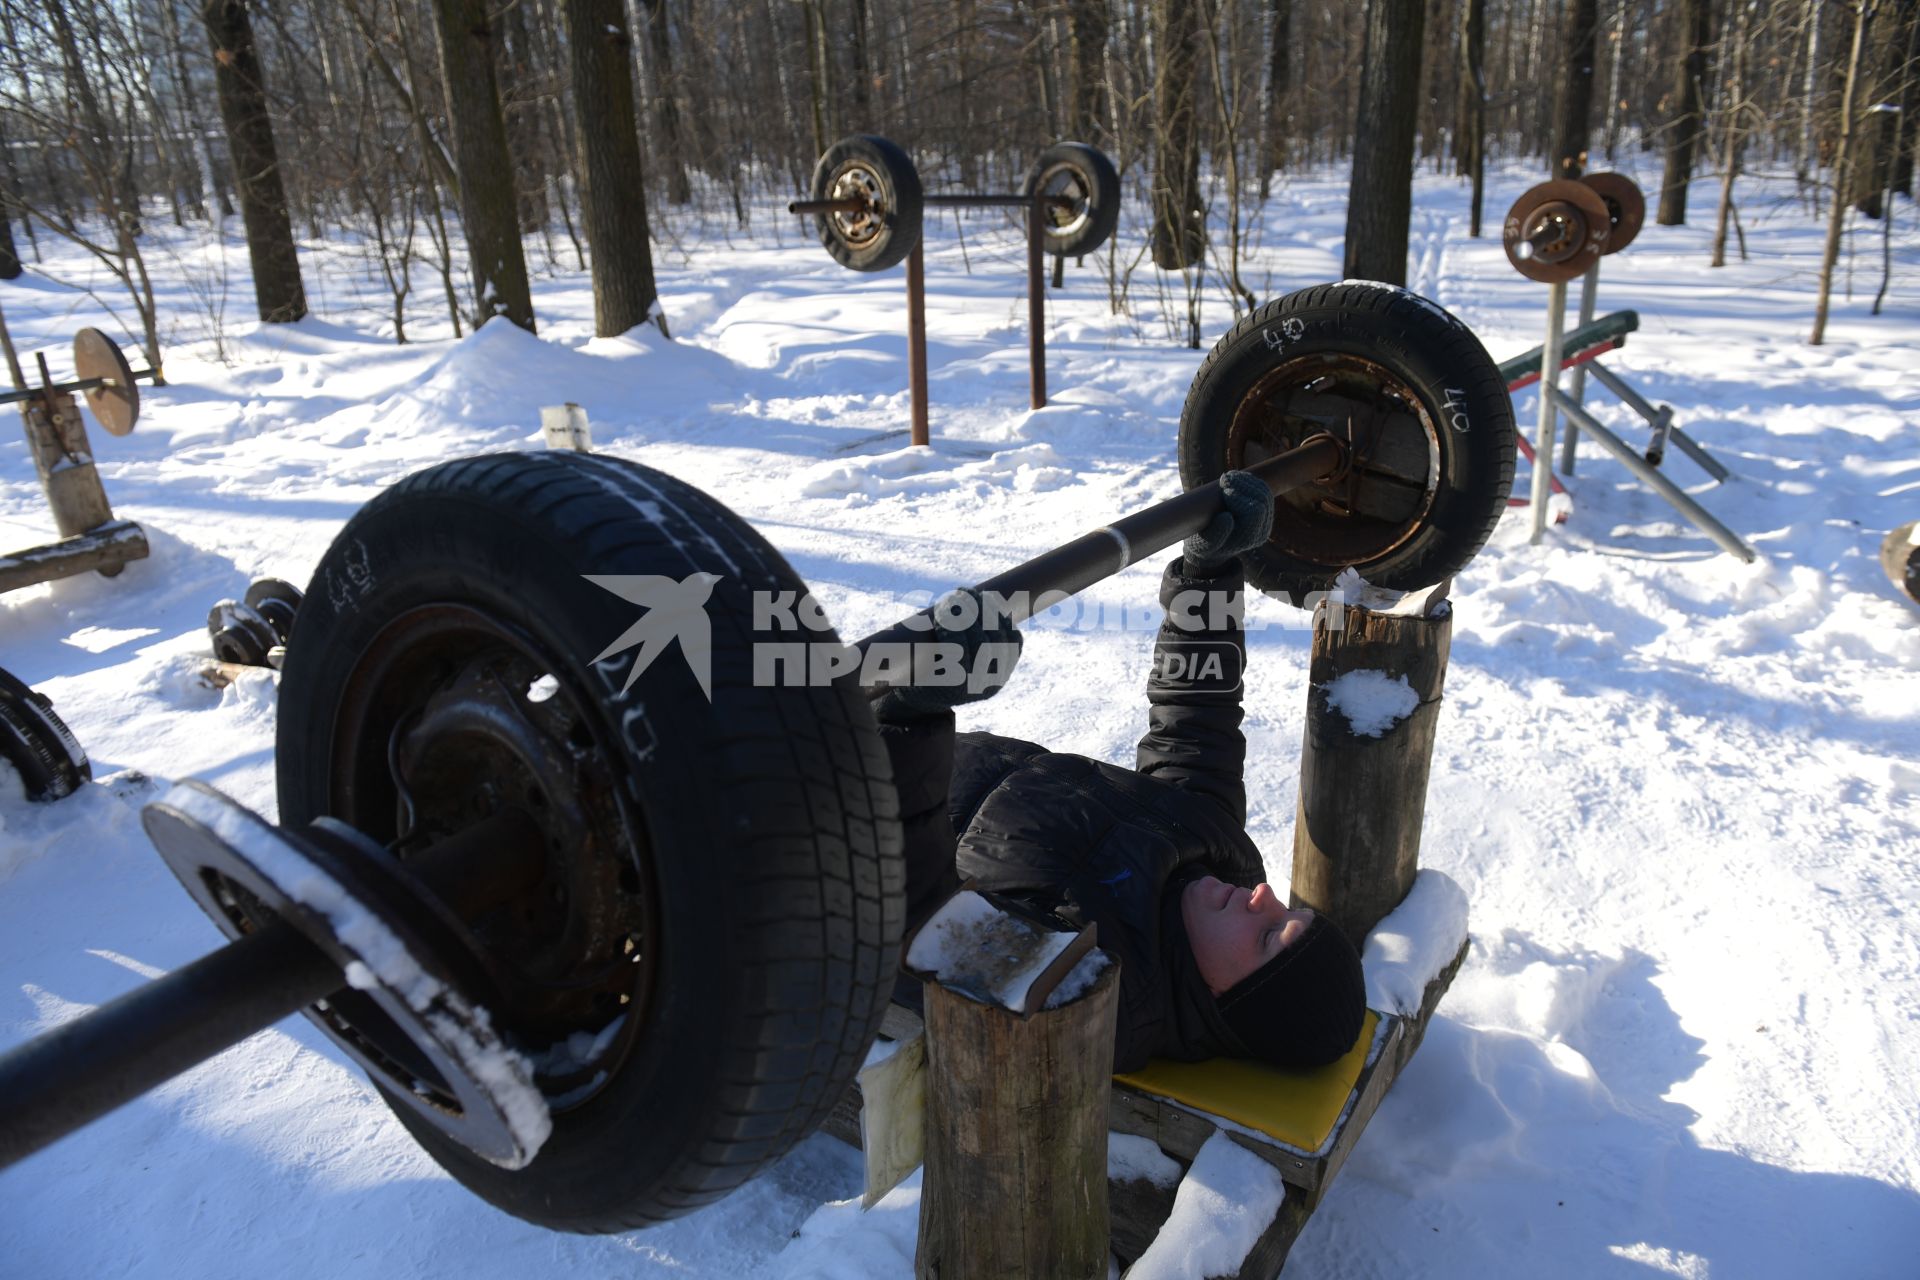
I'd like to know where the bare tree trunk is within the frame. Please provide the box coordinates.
[428,0,537,331]
[1150,0,1204,269]
[1466,0,1487,235]
[1895,0,1920,193]
[1657,0,1713,223]
[1070,0,1110,144]
[201,0,308,322]
[1603,0,1626,159]
[640,0,693,203]
[1345,0,1425,282]
[1551,0,1601,176]
[1812,0,1875,344]
[1712,1,1753,266]
[848,0,874,124]
[560,0,664,337]
[499,0,551,235]
[801,0,830,161]
[0,111,23,279]
[1800,0,1825,193]
[1261,0,1291,196]
[1850,2,1913,214]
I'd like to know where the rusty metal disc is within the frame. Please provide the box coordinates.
[72,328,138,436]
[1502,180,1612,284]
[1579,171,1646,255]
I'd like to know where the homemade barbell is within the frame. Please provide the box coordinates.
[790,135,1120,444]
[0,311,158,594]
[1502,174,1755,562]
[0,283,1516,1233]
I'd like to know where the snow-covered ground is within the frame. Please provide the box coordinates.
[3,160,1918,1277]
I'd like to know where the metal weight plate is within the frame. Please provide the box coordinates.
[1579,171,1646,256]
[0,666,91,802]
[207,600,279,667]
[72,328,139,436]
[244,577,304,644]
[144,781,552,1169]
[1502,180,1612,284]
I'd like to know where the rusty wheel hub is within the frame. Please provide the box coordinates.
[827,162,889,249]
[1227,353,1442,567]
[329,605,655,1112]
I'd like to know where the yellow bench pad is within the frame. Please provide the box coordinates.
[1113,1010,1381,1154]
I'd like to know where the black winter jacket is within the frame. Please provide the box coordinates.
[882,556,1268,1073]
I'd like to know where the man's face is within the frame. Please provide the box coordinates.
[1180,874,1316,996]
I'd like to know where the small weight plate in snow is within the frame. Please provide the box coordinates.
[0,666,91,803]
[244,577,304,644]
[208,599,279,667]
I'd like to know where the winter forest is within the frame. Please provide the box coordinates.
[1,0,1914,358]
[2,1,1919,1278]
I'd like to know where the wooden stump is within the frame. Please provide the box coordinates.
[1290,593,1454,945]
[916,961,1120,1280]
[23,391,115,538]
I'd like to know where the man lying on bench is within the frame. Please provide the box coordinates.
[877,472,1365,1072]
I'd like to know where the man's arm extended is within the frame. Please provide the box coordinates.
[1134,469,1272,828]
[1134,556,1251,827]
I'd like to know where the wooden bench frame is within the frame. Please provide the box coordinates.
[823,936,1467,1280]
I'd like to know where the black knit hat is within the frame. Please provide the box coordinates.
[1216,915,1367,1069]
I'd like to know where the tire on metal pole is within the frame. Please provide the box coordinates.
[0,667,91,803]
[1178,282,1517,598]
[275,451,905,1232]
[1023,141,1121,259]
[808,134,923,273]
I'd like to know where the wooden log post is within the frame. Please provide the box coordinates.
[23,390,116,539]
[1290,590,1454,945]
[916,960,1120,1280]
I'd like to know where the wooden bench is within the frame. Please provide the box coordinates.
[823,931,1466,1279]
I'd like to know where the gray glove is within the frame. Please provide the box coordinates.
[1184,470,1274,574]
[873,588,1023,723]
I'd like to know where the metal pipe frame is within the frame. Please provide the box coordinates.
[1585,361,1731,482]
[1560,263,1601,474]
[794,191,1069,440]
[1529,279,1570,545]
[1546,386,1755,562]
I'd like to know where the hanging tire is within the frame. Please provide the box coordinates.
[1023,141,1120,259]
[0,667,90,803]
[1179,282,1516,598]
[276,451,904,1232]
[809,134,923,273]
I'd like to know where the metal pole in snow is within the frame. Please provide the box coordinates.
[1560,262,1600,474]
[1529,278,1568,545]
